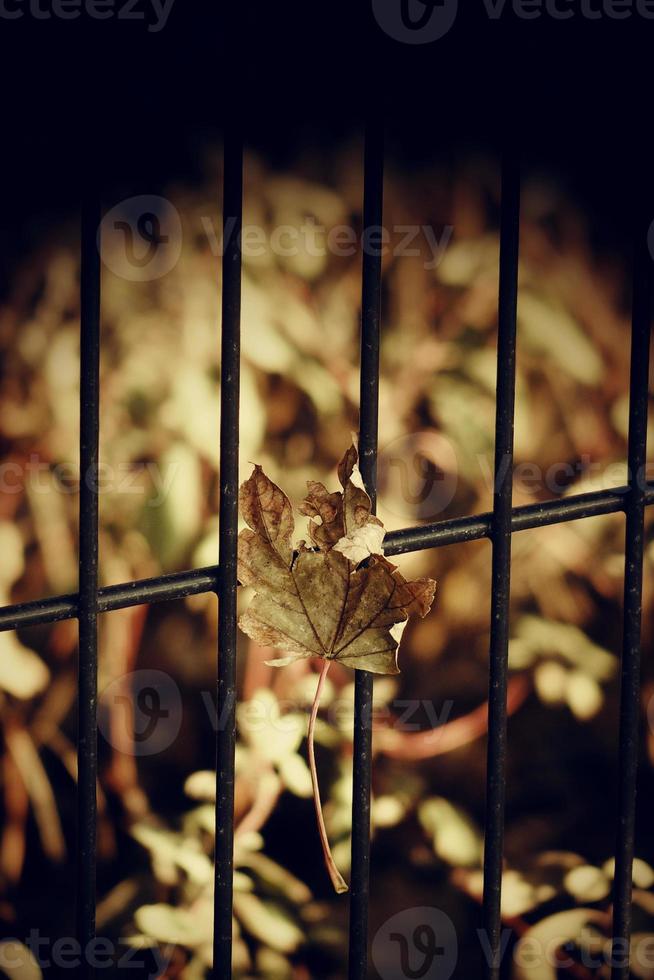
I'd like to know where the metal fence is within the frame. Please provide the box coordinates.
[0,122,651,980]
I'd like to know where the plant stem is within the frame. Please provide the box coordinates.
[308,659,348,894]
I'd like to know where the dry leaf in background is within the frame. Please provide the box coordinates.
[237,441,436,893]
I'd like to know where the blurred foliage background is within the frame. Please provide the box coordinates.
[0,143,653,978]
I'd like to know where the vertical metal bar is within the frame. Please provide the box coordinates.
[76,192,101,977]
[212,128,243,980]
[481,154,521,980]
[610,224,652,980]
[348,118,384,980]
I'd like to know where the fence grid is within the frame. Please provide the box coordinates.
[349,117,384,980]
[481,152,521,980]
[0,129,651,980]
[76,190,101,980]
[213,126,243,979]
[611,214,653,980]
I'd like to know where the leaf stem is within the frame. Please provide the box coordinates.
[308,659,348,894]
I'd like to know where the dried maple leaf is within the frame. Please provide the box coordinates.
[300,442,385,562]
[237,441,436,893]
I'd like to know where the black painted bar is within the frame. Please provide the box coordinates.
[611,221,652,980]
[76,191,101,978]
[482,153,521,980]
[0,566,219,632]
[212,128,243,980]
[348,118,384,980]
[1,485,653,634]
[384,483,646,555]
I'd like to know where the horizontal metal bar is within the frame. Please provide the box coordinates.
[0,481,651,633]
[384,481,654,555]
[0,566,220,632]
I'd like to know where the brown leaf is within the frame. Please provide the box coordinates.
[300,439,384,563]
[239,464,295,566]
[299,482,345,550]
[237,443,436,676]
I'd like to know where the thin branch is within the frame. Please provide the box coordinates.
[308,659,348,894]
